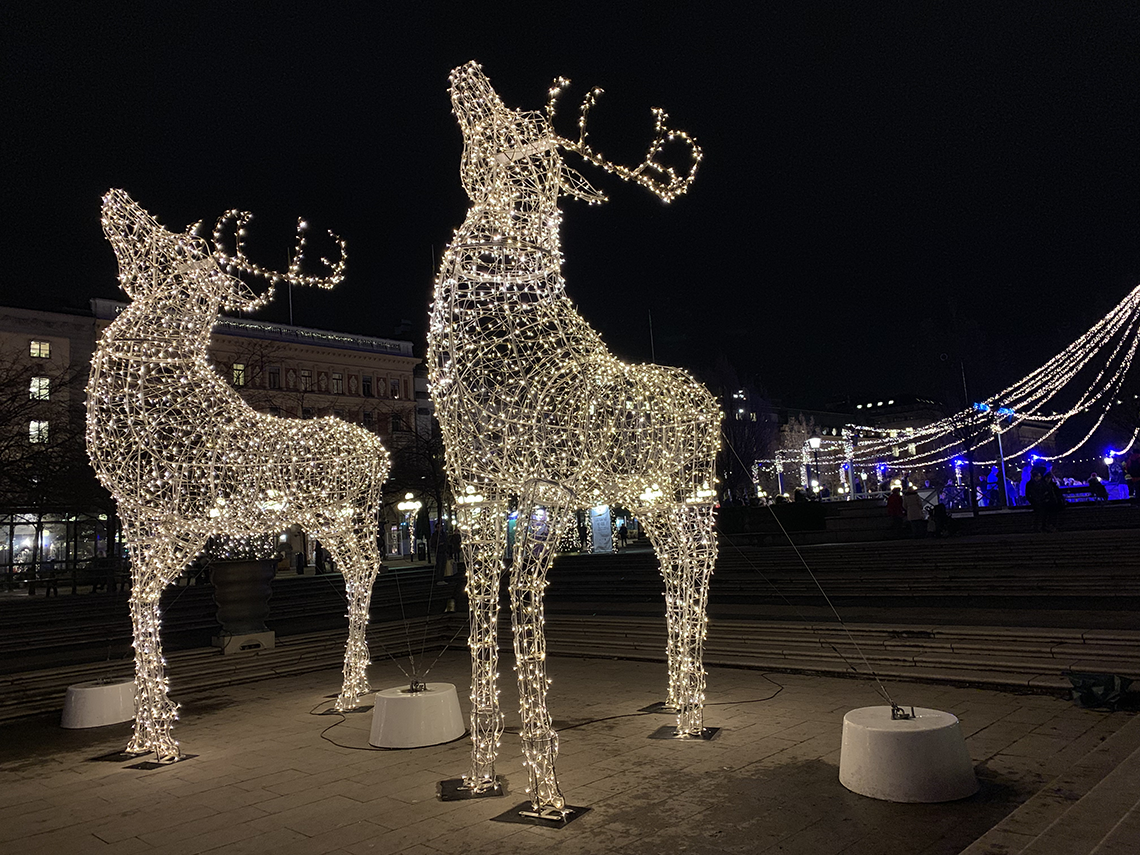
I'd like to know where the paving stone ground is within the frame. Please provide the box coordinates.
[1,651,1132,855]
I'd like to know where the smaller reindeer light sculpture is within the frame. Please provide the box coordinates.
[88,190,390,761]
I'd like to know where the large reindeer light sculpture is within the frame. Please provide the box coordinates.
[428,62,719,818]
[88,190,390,761]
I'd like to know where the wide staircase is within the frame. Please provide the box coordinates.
[959,713,1140,854]
[0,566,460,722]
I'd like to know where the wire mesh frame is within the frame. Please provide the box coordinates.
[87,190,390,761]
[428,63,719,814]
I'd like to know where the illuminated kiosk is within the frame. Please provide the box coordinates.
[369,683,466,749]
[429,62,718,822]
[839,706,978,803]
[87,191,390,762]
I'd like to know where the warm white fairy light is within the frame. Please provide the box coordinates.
[775,285,1140,479]
[428,62,717,816]
[87,190,389,762]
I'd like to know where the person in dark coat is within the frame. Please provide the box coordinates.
[1088,473,1109,501]
[1025,468,1051,532]
[1044,471,1066,531]
[886,487,906,537]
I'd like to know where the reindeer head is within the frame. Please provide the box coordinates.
[101,189,346,313]
[448,61,701,207]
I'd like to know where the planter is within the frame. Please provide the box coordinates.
[209,559,276,634]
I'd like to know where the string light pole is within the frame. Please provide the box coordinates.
[429,62,716,820]
[88,190,390,761]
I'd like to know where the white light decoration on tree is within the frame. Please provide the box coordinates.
[88,190,390,762]
[428,62,717,818]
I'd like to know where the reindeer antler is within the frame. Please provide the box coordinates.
[210,210,347,291]
[549,79,702,203]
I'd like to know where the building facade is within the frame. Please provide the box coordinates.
[0,300,420,587]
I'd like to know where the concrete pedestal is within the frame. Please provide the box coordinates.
[369,683,465,748]
[61,678,135,729]
[212,631,275,655]
[839,706,978,802]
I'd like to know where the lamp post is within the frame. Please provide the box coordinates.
[397,492,422,557]
[974,403,1014,508]
[808,431,822,498]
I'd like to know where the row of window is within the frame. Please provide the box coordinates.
[264,406,408,432]
[232,363,408,399]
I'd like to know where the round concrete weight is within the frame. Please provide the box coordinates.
[839,706,978,802]
[61,678,135,729]
[369,683,465,748]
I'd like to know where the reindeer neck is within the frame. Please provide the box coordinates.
[437,201,567,306]
[105,290,219,359]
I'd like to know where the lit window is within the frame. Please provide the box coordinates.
[300,369,313,392]
[29,377,50,400]
[232,363,246,386]
[331,373,344,394]
[29,340,50,358]
[29,420,48,443]
[267,367,280,389]
[362,376,373,397]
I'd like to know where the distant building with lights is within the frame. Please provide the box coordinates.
[0,301,420,587]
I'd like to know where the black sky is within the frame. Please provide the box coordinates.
[5,4,1140,408]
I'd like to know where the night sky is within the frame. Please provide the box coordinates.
[6,4,1140,409]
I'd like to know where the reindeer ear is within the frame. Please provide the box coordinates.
[559,162,608,204]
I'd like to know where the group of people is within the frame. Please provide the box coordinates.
[886,485,951,538]
[1024,467,1067,532]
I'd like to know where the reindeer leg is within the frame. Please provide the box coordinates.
[640,508,684,711]
[122,526,199,761]
[511,482,573,815]
[457,498,509,793]
[643,503,717,735]
[326,525,381,711]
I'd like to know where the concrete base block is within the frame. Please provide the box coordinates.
[839,705,978,802]
[370,682,465,748]
[212,631,275,655]
[61,678,135,729]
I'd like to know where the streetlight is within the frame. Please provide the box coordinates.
[808,431,822,498]
[397,492,422,557]
[973,403,1015,508]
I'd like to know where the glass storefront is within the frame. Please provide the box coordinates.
[0,511,119,593]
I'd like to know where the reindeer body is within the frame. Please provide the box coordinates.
[429,63,719,816]
[88,191,389,760]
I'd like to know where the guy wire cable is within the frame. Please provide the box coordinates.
[722,432,897,708]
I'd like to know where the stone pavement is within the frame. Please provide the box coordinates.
[1,651,1133,855]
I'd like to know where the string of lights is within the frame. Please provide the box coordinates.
[764,285,1140,484]
[428,62,716,817]
[87,190,390,761]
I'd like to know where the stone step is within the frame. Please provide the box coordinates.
[960,714,1140,854]
[531,616,1140,692]
[0,615,459,723]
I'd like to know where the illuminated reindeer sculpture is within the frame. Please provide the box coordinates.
[88,190,390,761]
[429,62,719,817]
